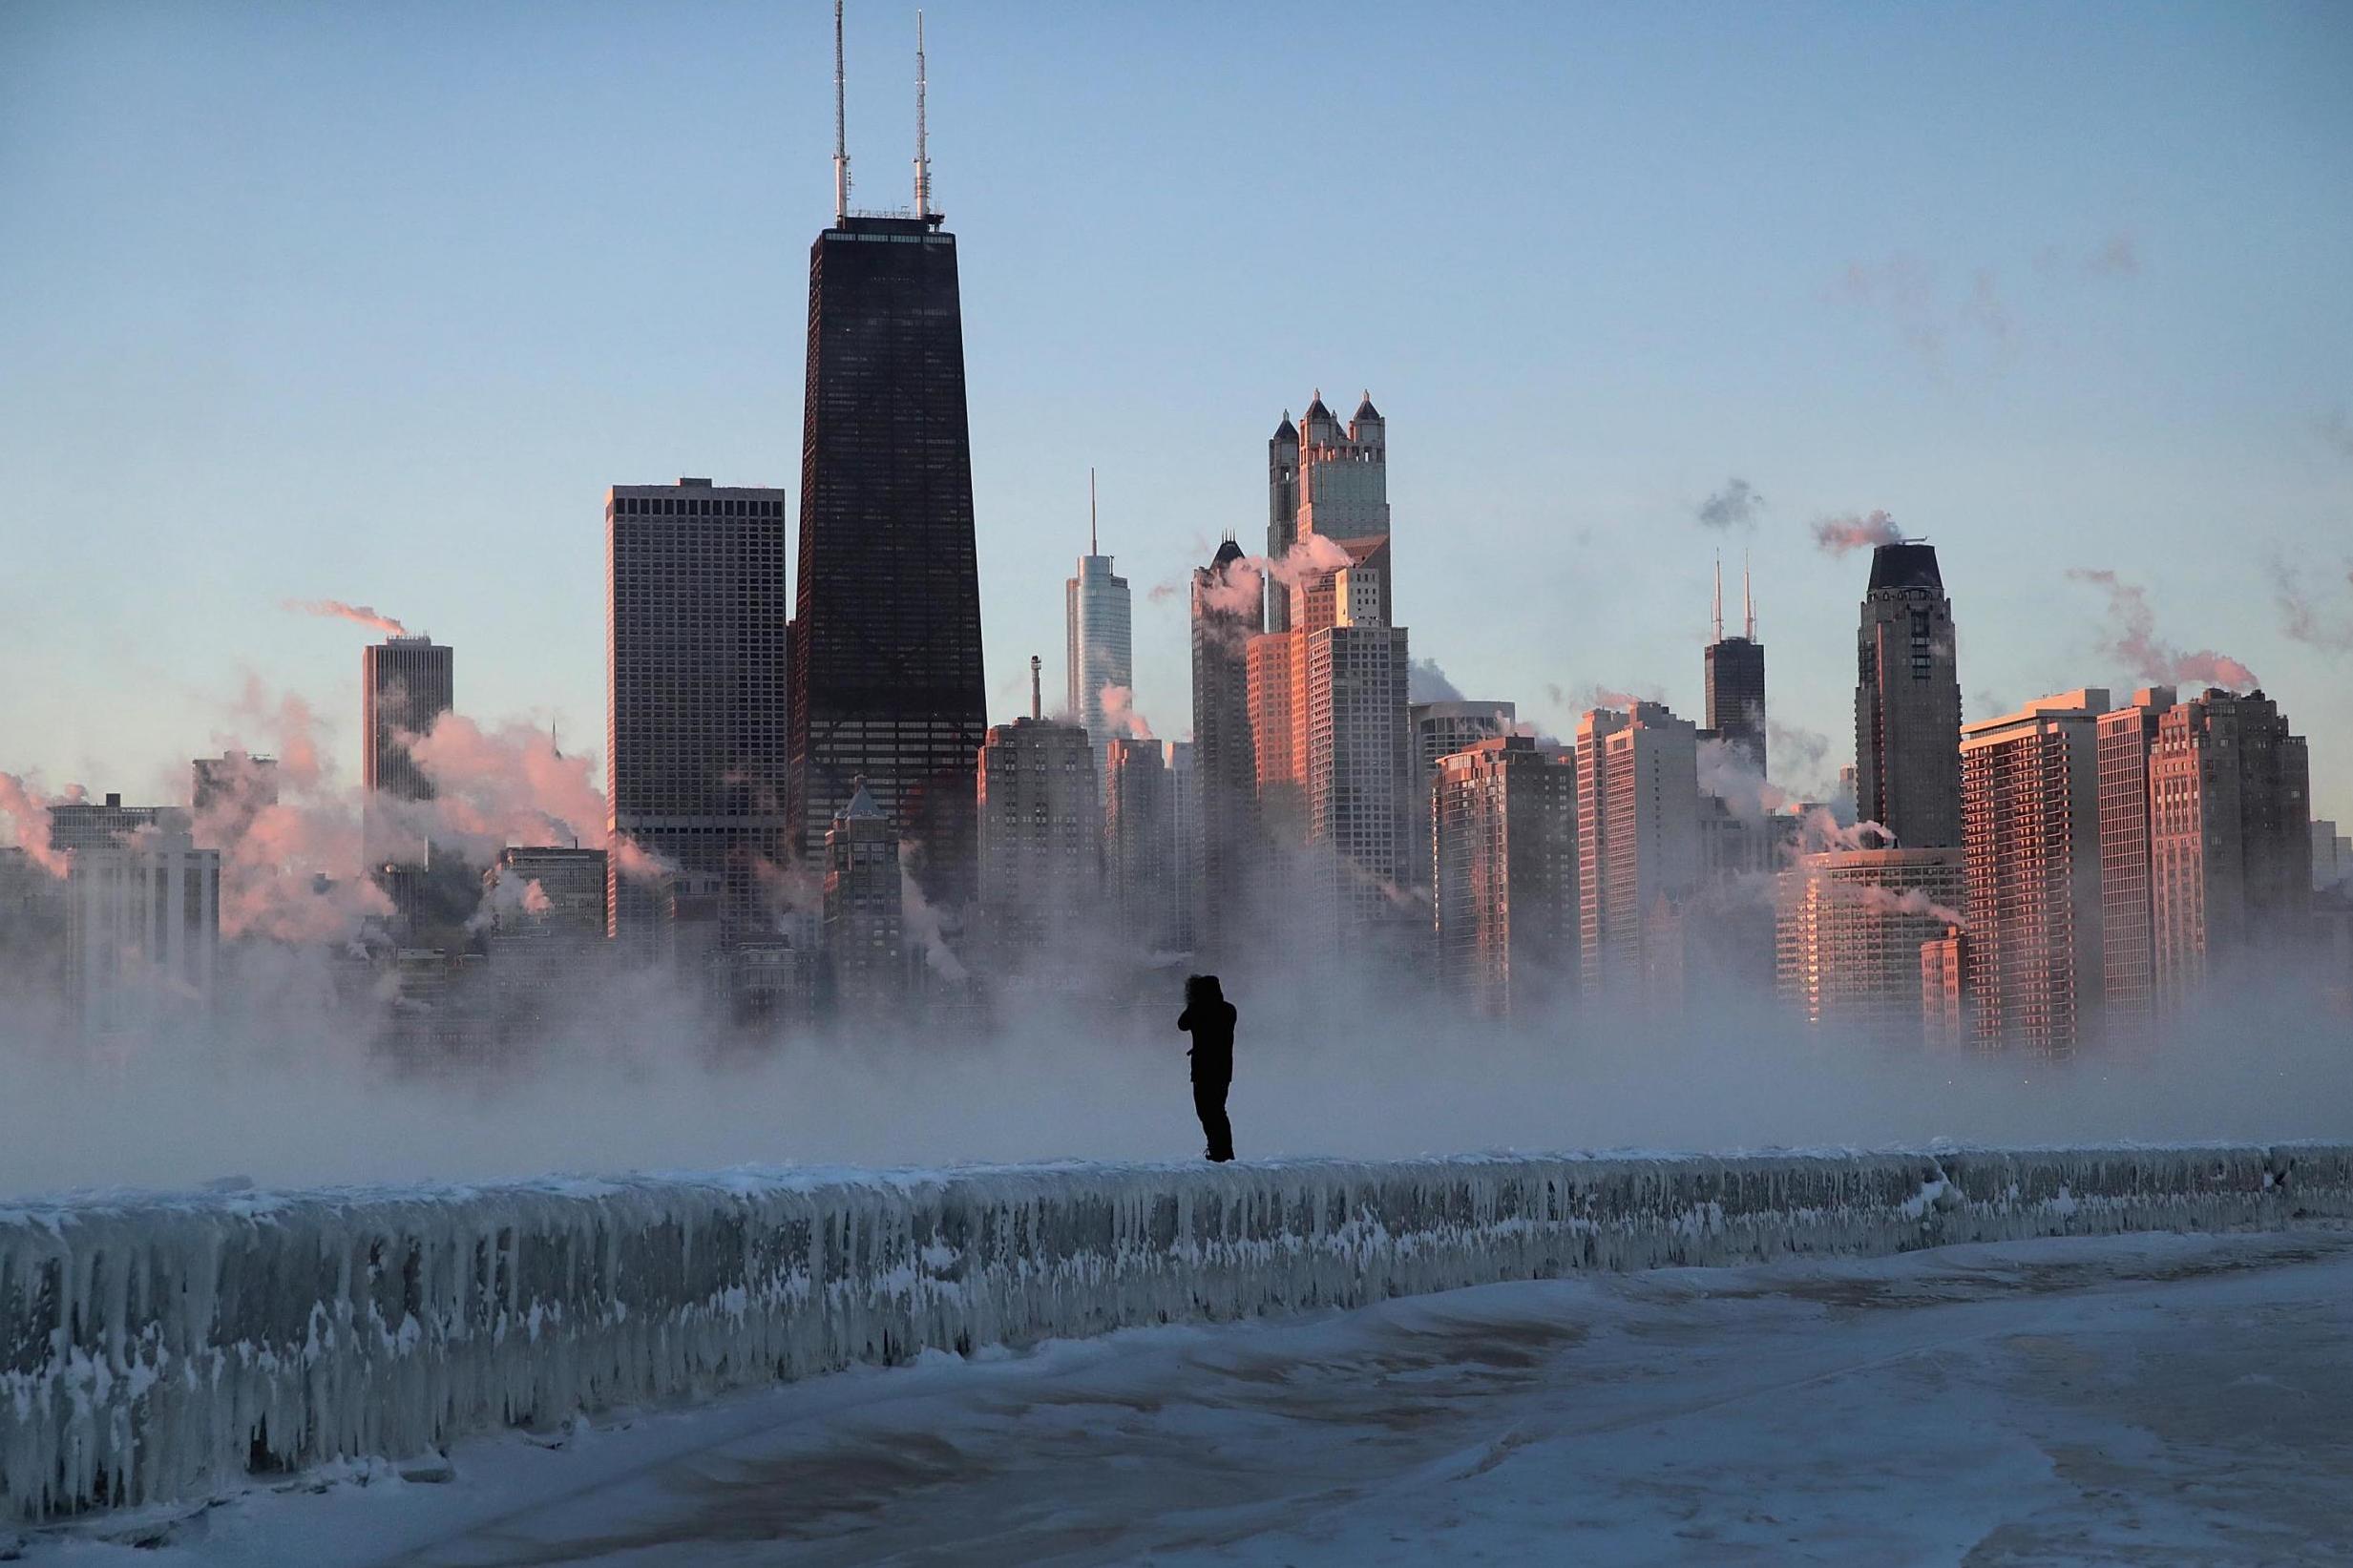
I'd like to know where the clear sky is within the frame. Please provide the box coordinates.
[3,1,2349,821]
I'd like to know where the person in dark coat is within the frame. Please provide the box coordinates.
[1178,973,1237,1161]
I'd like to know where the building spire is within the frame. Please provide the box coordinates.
[1088,466,1098,555]
[912,10,931,219]
[831,0,851,224]
[1712,552,1724,644]
[1029,654,1042,721]
[1743,550,1756,640]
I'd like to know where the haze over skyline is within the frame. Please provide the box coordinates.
[3,2,2349,821]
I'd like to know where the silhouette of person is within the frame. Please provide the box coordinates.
[1178,973,1237,1162]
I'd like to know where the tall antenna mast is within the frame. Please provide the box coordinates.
[1712,552,1724,644]
[1089,466,1098,555]
[1029,655,1042,721]
[913,10,931,218]
[1743,550,1756,640]
[832,0,851,224]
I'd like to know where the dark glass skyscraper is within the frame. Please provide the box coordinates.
[1855,541,1962,847]
[788,213,987,906]
[1703,556,1768,777]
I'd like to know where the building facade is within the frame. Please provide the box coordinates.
[822,781,904,1011]
[1854,541,1962,847]
[364,636,455,802]
[2094,687,2176,1035]
[605,478,792,948]
[47,793,167,859]
[1065,510,1132,750]
[1268,392,1388,632]
[1411,700,1517,897]
[1577,703,1702,1001]
[1960,690,2110,1056]
[1703,555,1768,777]
[789,213,987,908]
[1775,847,1964,1039]
[1433,735,1579,1016]
[65,814,219,1040]
[1103,737,1174,953]
[977,713,1100,958]
[1190,538,1259,960]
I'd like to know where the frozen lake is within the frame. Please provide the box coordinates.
[27,1227,2353,1566]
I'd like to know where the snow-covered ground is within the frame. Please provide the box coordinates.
[20,1227,2351,1566]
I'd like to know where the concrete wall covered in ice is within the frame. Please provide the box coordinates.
[6,1143,2349,1519]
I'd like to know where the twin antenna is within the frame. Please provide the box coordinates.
[830,1,935,226]
[1711,553,1758,643]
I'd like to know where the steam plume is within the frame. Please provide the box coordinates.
[1812,510,1903,555]
[2274,561,2353,654]
[284,599,408,638]
[1098,683,1154,741]
[1407,659,1463,704]
[0,774,74,878]
[2068,569,2259,691]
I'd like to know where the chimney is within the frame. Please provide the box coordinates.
[1030,655,1042,721]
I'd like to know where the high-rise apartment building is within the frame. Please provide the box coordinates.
[1294,551,1411,947]
[1064,481,1132,750]
[606,478,791,945]
[1103,737,1174,952]
[1268,393,1389,631]
[1411,700,1516,895]
[2146,689,2311,1008]
[1190,538,1259,959]
[1775,847,1964,1038]
[822,780,903,1010]
[1854,541,1962,847]
[1960,690,2111,1056]
[1703,555,1768,777]
[2095,687,2176,1036]
[977,706,1100,958]
[1433,735,1579,1016]
[364,636,455,802]
[789,199,987,905]
[66,813,219,1038]
[1166,740,1201,954]
[1577,703,1702,1000]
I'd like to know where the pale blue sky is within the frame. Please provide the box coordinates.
[3,1,2349,820]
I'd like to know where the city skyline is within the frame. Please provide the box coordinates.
[3,4,2348,826]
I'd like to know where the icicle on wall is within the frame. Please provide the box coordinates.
[4,1143,2348,1520]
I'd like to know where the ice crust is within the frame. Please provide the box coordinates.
[4,1143,2348,1519]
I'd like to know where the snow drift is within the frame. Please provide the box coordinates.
[5,1143,2349,1520]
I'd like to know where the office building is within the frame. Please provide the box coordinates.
[822,779,904,1011]
[788,51,986,903]
[66,813,219,1039]
[482,846,609,1036]
[1103,737,1174,952]
[364,636,454,802]
[1411,700,1516,895]
[2316,821,2352,892]
[977,670,1100,958]
[1294,549,1412,947]
[191,753,279,842]
[1190,538,1259,958]
[1433,735,1579,1016]
[1064,477,1132,749]
[1577,702,1702,1000]
[1268,392,1389,631]
[2095,687,2176,1036]
[1775,847,1964,1038]
[606,477,792,946]
[1854,541,1962,847]
[1960,690,2111,1056]
[47,793,167,859]
[1704,555,1768,778]
[1166,740,1201,954]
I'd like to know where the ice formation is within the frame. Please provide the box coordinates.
[4,1143,2348,1520]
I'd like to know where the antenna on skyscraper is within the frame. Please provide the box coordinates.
[832,0,852,223]
[1712,552,1724,644]
[1089,466,1098,555]
[913,10,931,219]
[1743,550,1756,640]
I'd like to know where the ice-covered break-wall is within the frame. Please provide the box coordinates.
[6,1144,2350,1520]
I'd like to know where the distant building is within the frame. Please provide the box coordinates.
[48,793,167,859]
[191,752,279,841]
[1854,541,1962,847]
[1268,392,1388,632]
[66,813,219,1039]
[482,846,608,1038]
[606,478,791,948]
[1103,737,1175,953]
[2095,687,2176,1036]
[364,636,454,803]
[822,780,903,1012]
[1064,484,1133,750]
[2315,821,2353,892]
[2146,689,2311,1008]
[1577,703,1702,1001]
[1190,538,1259,960]
[1433,735,1579,1016]
[1294,549,1412,949]
[1703,555,1768,777]
[1166,740,1201,954]
[977,701,1100,959]
[1247,630,1303,844]
[1775,847,1964,1039]
[1411,700,1516,897]
[1960,690,2110,1056]
[1922,926,1968,1046]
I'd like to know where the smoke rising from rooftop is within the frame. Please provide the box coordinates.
[284,599,409,638]
[2068,569,2260,692]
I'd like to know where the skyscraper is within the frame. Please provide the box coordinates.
[1412,700,1517,900]
[66,813,218,1039]
[823,779,904,1011]
[1433,735,1579,1016]
[191,753,278,845]
[1577,702,1702,1000]
[1296,551,1411,945]
[1103,736,1174,952]
[1703,555,1768,777]
[1269,394,1391,632]
[1960,690,2110,1056]
[2095,686,2176,1035]
[976,673,1100,959]
[1190,538,1258,959]
[1166,740,1201,954]
[1775,847,1964,1038]
[364,636,454,803]
[788,30,986,905]
[2146,688,2311,1008]
[1854,541,1962,847]
[1064,473,1132,749]
[606,478,791,944]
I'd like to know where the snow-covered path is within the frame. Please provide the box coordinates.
[31,1229,2353,1566]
